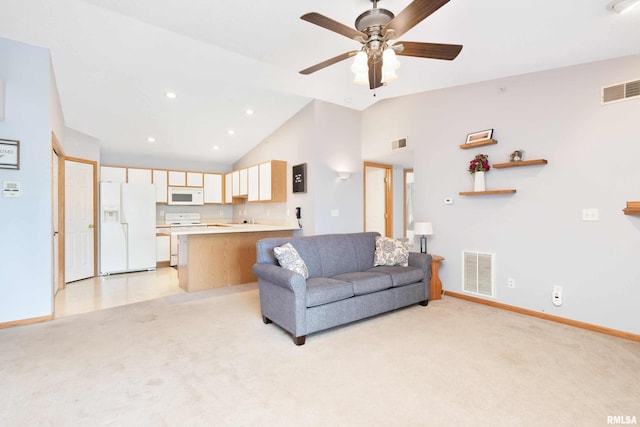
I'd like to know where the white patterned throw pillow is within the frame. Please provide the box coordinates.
[273,243,309,279]
[374,236,409,267]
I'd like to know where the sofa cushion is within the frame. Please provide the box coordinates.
[306,278,354,308]
[273,243,309,279]
[368,265,424,287]
[254,232,379,278]
[332,272,392,296]
[373,237,409,267]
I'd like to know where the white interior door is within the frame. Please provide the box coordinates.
[65,160,95,282]
[52,149,60,294]
[365,165,387,235]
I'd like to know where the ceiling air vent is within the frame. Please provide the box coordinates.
[391,137,407,151]
[602,79,640,105]
[462,251,495,298]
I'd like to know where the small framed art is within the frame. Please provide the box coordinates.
[0,139,20,170]
[465,129,493,145]
[292,163,307,193]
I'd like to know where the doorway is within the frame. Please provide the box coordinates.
[404,169,414,239]
[364,162,393,237]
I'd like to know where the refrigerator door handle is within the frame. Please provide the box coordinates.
[122,222,129,267]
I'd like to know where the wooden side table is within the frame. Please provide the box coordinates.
[430,255,445,300]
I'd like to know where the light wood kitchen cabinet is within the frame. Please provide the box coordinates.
[239,168,248,196]
[232,170,240,197]
[152,169,168,204]
[259,160,287,202]
[168,171,186,186]
[100,166,127,183]
[156,234,170,266]
[187,172,203,187]
[204,173,223,204]
[248,165,259,202]
[127,168,152,184]
[225,172,233,203]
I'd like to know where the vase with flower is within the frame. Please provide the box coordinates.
[468,153,490,191]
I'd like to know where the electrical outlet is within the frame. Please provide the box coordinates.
[552,285,563,306]
[508,278,515,288]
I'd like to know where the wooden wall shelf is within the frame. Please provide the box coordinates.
[493,159,548,168]
[459,190,517,196]
[459,139,498,149]
[623,201,640,215]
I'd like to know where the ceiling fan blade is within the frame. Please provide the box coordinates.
[300,51,359,75]
[383,0,451,39]
[368,57,383,90]
[395,41,462,60]
[301,12,367,41]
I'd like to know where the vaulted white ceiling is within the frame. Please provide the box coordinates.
[1,0,639,164]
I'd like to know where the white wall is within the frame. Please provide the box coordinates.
[63,127,100,161]
[0,37,54,322]
[363,55,640,335]
[234,100,363,234]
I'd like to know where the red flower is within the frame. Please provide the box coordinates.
[468,154,490,174]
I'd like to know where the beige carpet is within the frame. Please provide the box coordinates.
[1,284,639,427]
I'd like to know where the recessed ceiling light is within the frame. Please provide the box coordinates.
[147,137,156,143]
[212,145,219,151]
[165,91,177,99]
[227,129,235,136]
[246,109,254,116]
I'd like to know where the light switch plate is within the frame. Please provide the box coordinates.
[582,208,599,221]
[3,180,20,198]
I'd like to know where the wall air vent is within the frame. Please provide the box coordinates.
[462,251,495,298]
[391,137,407,151]
[602,79,640,105]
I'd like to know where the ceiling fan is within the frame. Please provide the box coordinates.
[299,0,463,90]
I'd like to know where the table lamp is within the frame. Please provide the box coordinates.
[414,222,433,254]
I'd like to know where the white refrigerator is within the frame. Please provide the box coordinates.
[99,182,156,275]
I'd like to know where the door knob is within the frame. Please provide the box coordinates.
[88,224,94,229]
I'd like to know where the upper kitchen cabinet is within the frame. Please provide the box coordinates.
[187,172,203,187]
[168,171,186,187]
[231,170,240,197]
[259,160,287,202]
[225,172,233,204]
[153,169,168,204]
[203,173,223,204]
[127,168,152,184]
[239,168,248,196]
[100,166,126,183]
[248,165,259,202]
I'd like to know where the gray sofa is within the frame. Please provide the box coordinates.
[252,232,432,345]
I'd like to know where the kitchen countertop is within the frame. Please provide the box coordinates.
[170,223,298,235]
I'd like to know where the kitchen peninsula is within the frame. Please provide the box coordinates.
[175,224,295,292]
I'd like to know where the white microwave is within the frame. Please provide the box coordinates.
[168,186,204,205]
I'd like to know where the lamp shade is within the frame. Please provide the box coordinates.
[414,222,433,236]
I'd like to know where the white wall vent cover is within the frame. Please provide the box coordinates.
[602,79,640,105]
[391,137,407,151]
[462,251,495,297]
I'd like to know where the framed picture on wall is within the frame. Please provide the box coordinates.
[0,139,20,170]
[292,163,307,193]
[465,129,493,145]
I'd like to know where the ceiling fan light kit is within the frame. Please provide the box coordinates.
[608,0,640,14]
[300,0,463,91]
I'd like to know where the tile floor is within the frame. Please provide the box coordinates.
[55,267,184,317]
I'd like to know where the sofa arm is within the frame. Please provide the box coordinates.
[252,263,306,294]
[408,252,432,281]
